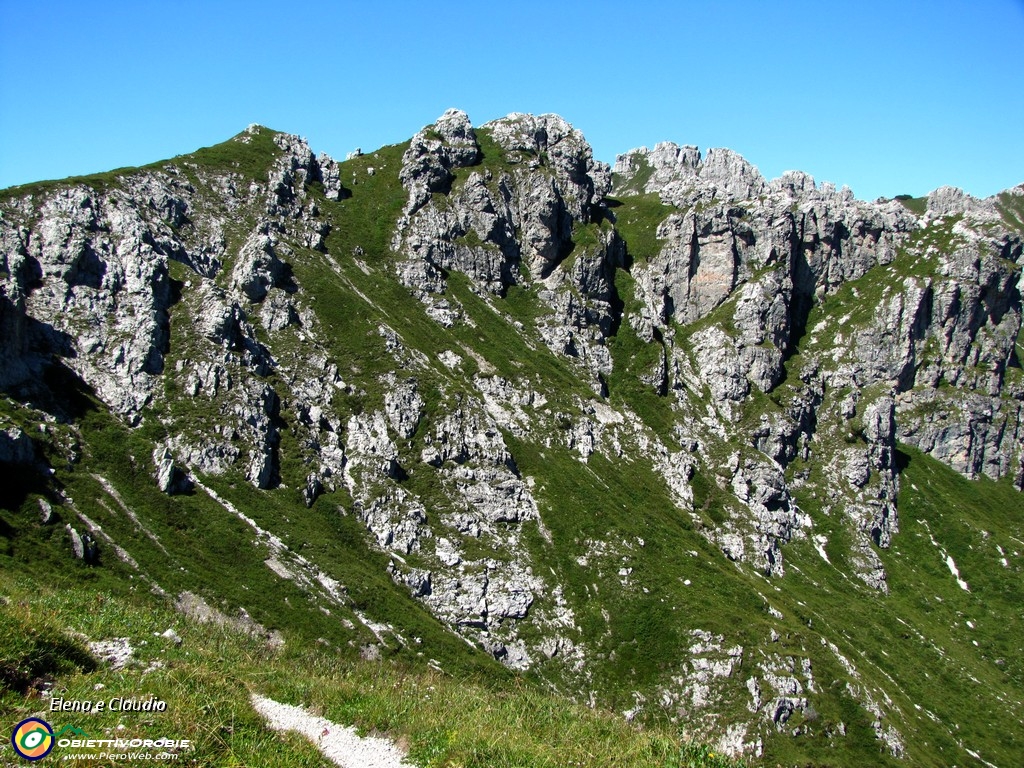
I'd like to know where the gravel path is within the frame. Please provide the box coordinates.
[251,694,418,768]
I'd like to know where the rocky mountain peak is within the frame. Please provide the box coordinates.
[614,141,765,204]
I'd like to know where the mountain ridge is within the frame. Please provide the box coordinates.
[1,109,1022,766]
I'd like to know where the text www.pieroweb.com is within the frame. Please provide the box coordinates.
[61,752,180,762]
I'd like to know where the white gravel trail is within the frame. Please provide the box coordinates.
[251,693,418,768]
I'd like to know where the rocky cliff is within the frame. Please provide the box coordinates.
[2,111,1022,767]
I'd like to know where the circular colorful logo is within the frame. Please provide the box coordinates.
[11,717,54,761]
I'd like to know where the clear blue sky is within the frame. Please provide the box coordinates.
[2,1,1022,201]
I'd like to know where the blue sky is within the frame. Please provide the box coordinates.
[2,1,1022,201]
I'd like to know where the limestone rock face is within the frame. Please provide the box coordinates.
[614,142,765,204]
[0,126,354,495]
[395,109,611,286]
[487,112,611,222]
[0,184,173,420]
[400,108,481,215]
[391,109,619,390]
[927,186,981,217]
[610,133,1022,601]
[232,230,287,303]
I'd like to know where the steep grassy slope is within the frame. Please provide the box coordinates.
[767,446,1024,767]
[0,572,744,767]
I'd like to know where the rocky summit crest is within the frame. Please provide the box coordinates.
[1,111,1023,766]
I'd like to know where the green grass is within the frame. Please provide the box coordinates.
[324,140,410,258]
[609,193,674,262]
[611,154,656,197]
[176,126,285,184]
[0,602,96,695]
[474,126,536,176]
[996,190,1024,235]
[773,445,1024,767]
[570,220,604,252]
[893,195,927,216]
[606,270,680,443]
[503,283,546,323]
[504,433,775,705]
[0,574,746,768]
[448,273,593,395]
[0,126,283,204]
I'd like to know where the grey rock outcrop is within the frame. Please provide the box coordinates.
[153,445,192,495]
[395,110,611,284]
[232,230,288,303]
[614,142,765,204]
[399,108,481,215]
[392,109,619,391]
[67,524,84,559]
[0,125,360,495]
[0,184,173,421]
